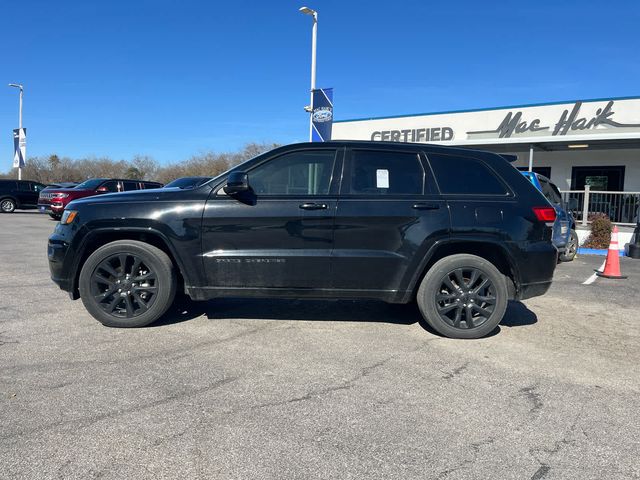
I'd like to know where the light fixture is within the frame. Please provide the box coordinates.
[567,144,589,149]
[299,6,316,16]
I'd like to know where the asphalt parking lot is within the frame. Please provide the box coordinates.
[1,212,639,479]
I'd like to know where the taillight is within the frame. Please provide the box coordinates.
[532,206,557,222]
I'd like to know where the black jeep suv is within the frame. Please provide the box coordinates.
[48,142,557,339]
[0,179,47,213]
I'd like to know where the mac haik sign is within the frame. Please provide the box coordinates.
[332,97,640,146]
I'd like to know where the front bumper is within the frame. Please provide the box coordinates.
[38,202,64,214]
[48,223,82,298]
[48,237,73,291]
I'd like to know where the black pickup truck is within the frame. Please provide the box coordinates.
[48,141,557,338]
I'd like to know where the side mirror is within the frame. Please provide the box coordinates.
[224,171,249,195]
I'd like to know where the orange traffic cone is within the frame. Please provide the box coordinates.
[596,225,627,279]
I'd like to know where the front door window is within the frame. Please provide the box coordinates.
[249,150,336,196]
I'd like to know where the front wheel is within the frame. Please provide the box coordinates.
[78,240,177,327]
[49,213,61,220]
[416,254,508,339]
[559,229,578,262]
[1,198,16,213]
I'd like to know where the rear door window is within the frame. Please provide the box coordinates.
[100,180,121,192]
[345,150,424,195]
[17,182,30,191]
[427,153,508,195]
[122,181,139,191]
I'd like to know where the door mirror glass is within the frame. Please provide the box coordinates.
[224,171,249,195]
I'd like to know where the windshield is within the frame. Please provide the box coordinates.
[75,178,107,190]
[164,177,211,189]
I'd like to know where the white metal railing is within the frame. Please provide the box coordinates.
[559,185,640,226]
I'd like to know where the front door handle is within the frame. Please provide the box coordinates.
[412,203,440,210]
[299,202,328,210]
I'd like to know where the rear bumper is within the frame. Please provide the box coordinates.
[513,241,558,300]
[518,280,552,300]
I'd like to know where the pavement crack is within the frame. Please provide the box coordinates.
[436,436,495,479]
[442,361,469,380]
[528,401,587,479]
[0,331,18,346]
[249,355,400,411]
[0,376,238,440]
[530,464,551,480]
[520,385,544,415]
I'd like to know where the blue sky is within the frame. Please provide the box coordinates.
[1,0,639,164]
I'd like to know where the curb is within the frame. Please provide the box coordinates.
[577,248,625,257]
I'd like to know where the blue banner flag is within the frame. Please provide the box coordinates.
[311,88,333,142]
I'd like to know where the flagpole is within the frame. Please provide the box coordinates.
[8,83,24,180]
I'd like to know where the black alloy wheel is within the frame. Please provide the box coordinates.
[417,254,508,339]
[90,253,158,318]
[435,268,496,329]
[79,240,176,327]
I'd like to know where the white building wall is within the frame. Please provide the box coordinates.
[508,148,640,191]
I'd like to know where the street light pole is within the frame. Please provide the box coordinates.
[8,83,24,180]
[299,6,317,142]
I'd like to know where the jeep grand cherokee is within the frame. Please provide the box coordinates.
[47,142,557,339]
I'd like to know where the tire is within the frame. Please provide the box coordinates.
[49,213,61,221]
[416,254,508,339]
[78,240,177,328]
[559,229,578,262]
[1,198,16,213]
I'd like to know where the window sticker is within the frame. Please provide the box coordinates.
[376,169,389,189]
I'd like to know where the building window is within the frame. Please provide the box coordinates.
[571,166,625,191]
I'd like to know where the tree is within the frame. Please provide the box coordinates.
[125,166,143,180]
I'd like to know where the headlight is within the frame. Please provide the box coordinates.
[60,210,78,225]
[54,193,69,198]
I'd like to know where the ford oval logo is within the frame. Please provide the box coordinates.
[312,108,333,122]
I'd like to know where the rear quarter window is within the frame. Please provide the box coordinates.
[427,153,509,195]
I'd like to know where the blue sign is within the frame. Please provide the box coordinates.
[311,88,333,142]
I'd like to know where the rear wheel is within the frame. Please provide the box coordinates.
[1,198,16,213]
[417,254,508,339]
[559,229,578,262]
[78,240,176,327]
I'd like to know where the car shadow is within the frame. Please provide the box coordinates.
[153,295,423,327]
[153,296,537,335]
[500,300,538,327]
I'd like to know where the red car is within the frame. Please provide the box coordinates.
[38,178,163,219]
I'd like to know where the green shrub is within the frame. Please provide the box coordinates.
[583,213,612,249]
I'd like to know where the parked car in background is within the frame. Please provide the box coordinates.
[164,176,212,189]
[48,141,558,339]
[521,171,577,262]
[39,178,163,220]
[0,179,47,213]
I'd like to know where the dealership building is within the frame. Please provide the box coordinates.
[333,96,640,195]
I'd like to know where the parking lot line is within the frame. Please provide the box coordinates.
[582,259,606,285]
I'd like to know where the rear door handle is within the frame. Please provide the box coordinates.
[299,202,328,210]
[412,203,440,210]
